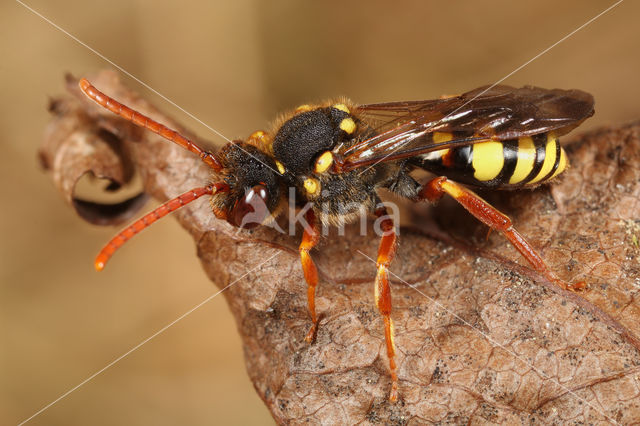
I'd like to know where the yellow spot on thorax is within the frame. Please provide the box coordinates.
[304,177,320,195]
[339,117,356,134]
[247,130,269,150]
[249,130,265,140]
[314,151,333,174]
[295,104,312,113]
[529,136,557,184]
[275,160,286,175]
[472,140,504,181]
[332,103,350,113]
[509,137,536,184]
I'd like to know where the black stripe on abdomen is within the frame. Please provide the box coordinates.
[497,139,519,185]
[520,134,547,185]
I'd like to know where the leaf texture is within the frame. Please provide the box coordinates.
[41,71,640,424]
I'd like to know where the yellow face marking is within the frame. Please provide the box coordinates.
[303,177,320,195]
[550,147,568,179]
[509,137,537,184]
[472,141,504,181]
[275,160,286,175]
[339,117,356,134]
[314,151,333,174]
[529,136,557,184]
[332,103,350,113]
[295,104,312,113]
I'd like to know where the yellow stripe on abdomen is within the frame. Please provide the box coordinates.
[529,136,558,184]
[433,132,452,144]
[428,132,452,161]
[509,137,536,184]
[472,141,504,181]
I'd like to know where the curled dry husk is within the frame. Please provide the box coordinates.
[41,70,640,424]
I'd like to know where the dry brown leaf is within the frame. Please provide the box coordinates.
[41,70,640,424]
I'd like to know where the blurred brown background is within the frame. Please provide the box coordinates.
[2,1,638,424]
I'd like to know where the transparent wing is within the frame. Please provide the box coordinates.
[335,85,594,171]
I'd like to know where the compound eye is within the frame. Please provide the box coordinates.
[231,184,269,229]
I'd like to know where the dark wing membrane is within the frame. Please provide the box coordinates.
[336,85,594,170]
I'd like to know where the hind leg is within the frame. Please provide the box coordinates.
[417,176,586,291]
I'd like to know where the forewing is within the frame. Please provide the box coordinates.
[337,85,594,170]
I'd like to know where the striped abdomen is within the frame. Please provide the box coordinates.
[411,132,568,188]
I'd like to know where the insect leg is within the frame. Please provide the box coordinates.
[373,204,399,403]
[299,209,321,343]
[417,176,586,291]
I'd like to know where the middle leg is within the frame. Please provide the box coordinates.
[299,209,321,343]
[373,203,400,403]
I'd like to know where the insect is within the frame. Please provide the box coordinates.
[78,78,594,403]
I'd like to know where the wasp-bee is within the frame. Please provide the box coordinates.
[79,79,594,402]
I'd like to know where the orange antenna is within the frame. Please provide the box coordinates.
[94,183,229,271]
[79,78,224,171]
